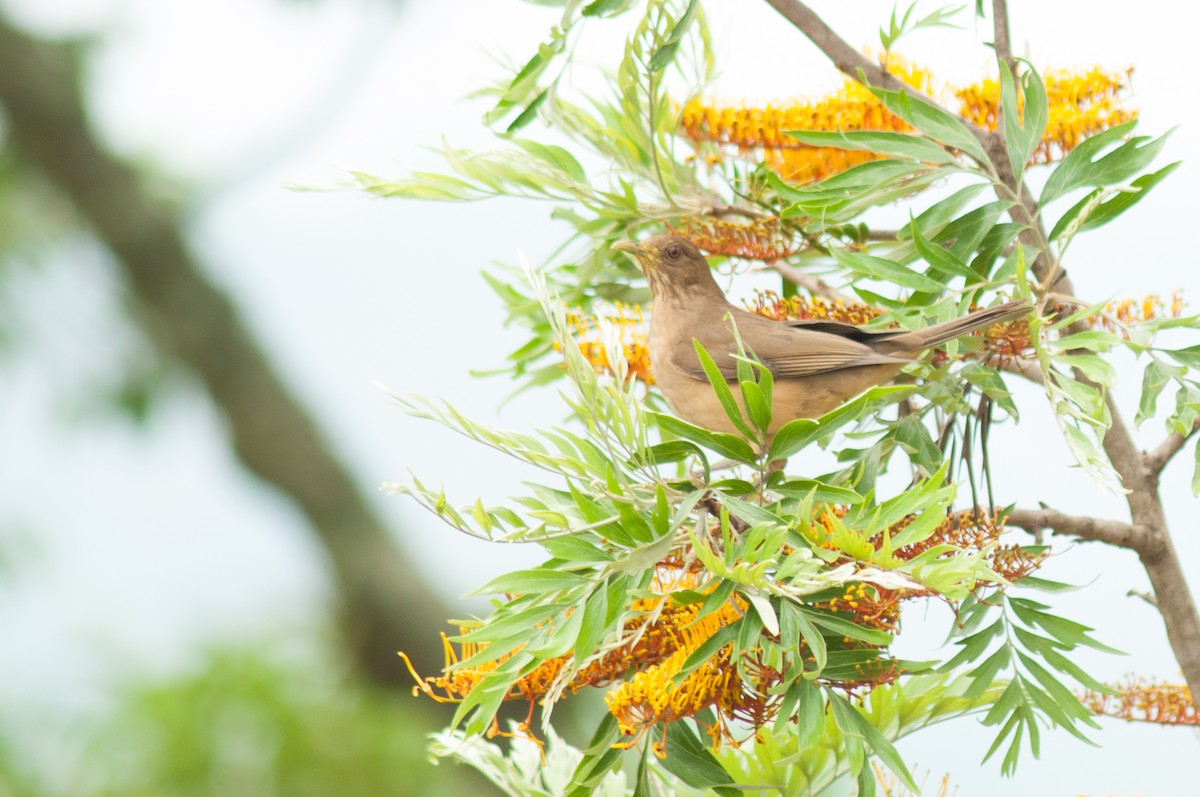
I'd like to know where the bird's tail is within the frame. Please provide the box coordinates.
[908,298,1032,350]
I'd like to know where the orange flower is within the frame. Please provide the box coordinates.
[674,216,799,262]
[1083,678,1198,726]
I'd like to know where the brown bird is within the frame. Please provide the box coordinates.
[613,234,1030,436]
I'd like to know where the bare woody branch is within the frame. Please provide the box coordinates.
[764,261,853,303]
[1005,507,1142,551]
[1145,419,1200,475]
[762,0,986,142]
[760,0,1200,705]
[991,0,1015,68]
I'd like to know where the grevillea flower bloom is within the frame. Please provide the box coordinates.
[680,64,1136,185]
[1083,678,1198,726]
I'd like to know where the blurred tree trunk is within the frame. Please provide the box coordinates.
[0,17,444,684]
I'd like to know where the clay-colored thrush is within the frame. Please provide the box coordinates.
[614,234,1031,436]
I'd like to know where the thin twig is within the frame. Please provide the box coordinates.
[1127,589,1160,609]
[704,204,766,219]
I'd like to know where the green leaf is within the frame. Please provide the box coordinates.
[1040,121,1171,204]
[472,568,591,596]
[787,678,827,747]
[574,580,611,662]
[839,694,921,793]
[893,413,942,473]
[767,418,819,460]
[869,85,989,164]
[506,89,549,134]
[910,217,984,281]
[1193,439,1200,496]
[965,645,1011,698]
[541,535,615,563]
[802,606,893,646]
[1053,330,1119,353]
[582,0,632,16]
[722,495,785,528]
[1164,345,1200,370]
[741,379,773,433]
[678,623,738,678]
[693,339,756,439]
[1056,353,1117,388]
[1000,63,1049,178]
[1136,359,1177,427]
[962,363,1018,418]
[1048,162,1180,241]
[786,129,958,165]
[769,477,863,505]
[832,248,947,292]
[631,440,709,470]
[661,721,737,793]
[655,413,758,463]
[787,602,828,675]
[646,0,700,72]
[566,714,623,797]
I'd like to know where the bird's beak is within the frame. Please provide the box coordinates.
[613,240,650,273]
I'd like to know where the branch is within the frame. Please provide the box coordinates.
[996,357,1044,386]
[1145,419,1200,475]
[991,0,1015,68]
[1127,589,1159,608]
[761,0,1200,710]
[0,18,447,683]
[1004,506,1143,551]
[762,0,988,142]
[764,261,852,302]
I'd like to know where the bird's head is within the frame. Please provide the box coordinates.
[612,234,720,303]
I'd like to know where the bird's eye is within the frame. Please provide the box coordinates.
[665,244,682,260]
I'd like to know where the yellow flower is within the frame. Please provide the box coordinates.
[680,63,1136,185]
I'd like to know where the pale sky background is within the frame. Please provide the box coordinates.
[1,0,1198,794]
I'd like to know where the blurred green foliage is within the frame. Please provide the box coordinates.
[0,643,489,797]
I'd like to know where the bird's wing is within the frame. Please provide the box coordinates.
[785,318,906,343]
[679,309,910,381]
